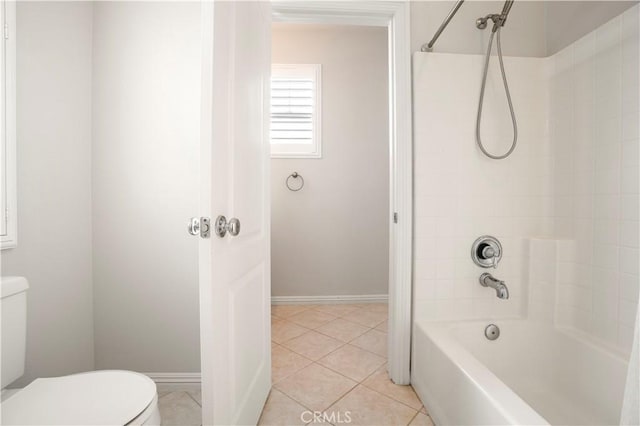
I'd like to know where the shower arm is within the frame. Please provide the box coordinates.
[422,0,515,51]
[421,0,465,52]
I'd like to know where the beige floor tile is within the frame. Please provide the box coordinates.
[272,344,313,383]
[350,329,388,357]
[304,420,334,426]
[186,389,202,406]
[326,385,416,426]
[274,364,357,412]
[158,391,202,426]
[341,309,387,328]
[362,369,423,410]
[318,344,386,382]
[312,304,363,317]
[283,331,344,360]
[288,310,337,329]
[258,389,308,426]
[360,303,388,313]
[420,406,427,414]
[409,412,435,426]
[375,320,388,333]
[315,318,370,343]
[272,305,311,318]
[272,319,309,344]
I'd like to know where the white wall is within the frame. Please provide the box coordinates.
[271,24,389,297]
[410,1,637,57]
[545,1,638,54]
[543,5,639,354]
[410,1,547,56]
[412,52,550,320]
[91,2,201,372]
[2,2,95,386]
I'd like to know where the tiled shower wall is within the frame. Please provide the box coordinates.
[413,5,639,357]
[412,53,550,321]
[547,6,639,354]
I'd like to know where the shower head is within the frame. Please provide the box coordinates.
[476,0,516,32]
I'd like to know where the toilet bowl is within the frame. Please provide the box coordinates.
[1,370,160,425]
[1,277,161,425]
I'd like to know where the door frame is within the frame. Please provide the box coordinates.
[271,1,413,385]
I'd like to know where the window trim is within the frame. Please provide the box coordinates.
[270,63,322,159]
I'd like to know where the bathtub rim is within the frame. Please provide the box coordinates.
[412,318,551,425]
[412,317,630,425]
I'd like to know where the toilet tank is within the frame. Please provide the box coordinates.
[1,276,29,388]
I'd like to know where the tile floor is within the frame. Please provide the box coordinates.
[156,303,435,426]
[158,389,202,426]
[261,303,435,426]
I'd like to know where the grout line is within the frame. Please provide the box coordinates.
[360,379,425,413]
[271,323,312,345]
[185,391,202,408]
[317,379,360,414]
[354,383,421,420]
[318,361,387,385]
[359,363,387,384]
[276,318,389,368]
[310,315,388,341]
[269,304,400,422]
[267,388,318,420]
[406,410,420,426]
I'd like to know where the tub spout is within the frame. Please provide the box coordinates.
[479,273,509,299]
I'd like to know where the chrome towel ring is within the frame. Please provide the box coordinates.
[286,172,304,192]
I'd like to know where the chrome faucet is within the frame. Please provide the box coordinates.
[479,273,509,299]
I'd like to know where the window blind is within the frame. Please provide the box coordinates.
[270,78,314,144]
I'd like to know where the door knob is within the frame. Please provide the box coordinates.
[214,215,241,238]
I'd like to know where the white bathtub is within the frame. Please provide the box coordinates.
[412,319,629,425]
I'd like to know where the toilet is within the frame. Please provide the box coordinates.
[1,277,161,425]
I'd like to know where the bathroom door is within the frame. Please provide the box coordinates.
[199,1,272,425]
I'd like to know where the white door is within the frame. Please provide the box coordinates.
[198,1,272,425]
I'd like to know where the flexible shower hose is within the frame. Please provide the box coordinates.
[476,27,518,160]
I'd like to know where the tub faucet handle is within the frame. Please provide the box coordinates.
[471,236,503,268]
[482,245,499,268]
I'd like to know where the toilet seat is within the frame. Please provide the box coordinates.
[1,370,159,425]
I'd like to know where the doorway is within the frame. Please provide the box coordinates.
[196,2,411,424]
[269,1,413,387]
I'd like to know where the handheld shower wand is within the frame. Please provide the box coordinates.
[493,0,515,32]
[475,0,518,160]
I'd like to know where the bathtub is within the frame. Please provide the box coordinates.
[411,319,629,425]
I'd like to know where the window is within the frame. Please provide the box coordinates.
[270,64,321,158]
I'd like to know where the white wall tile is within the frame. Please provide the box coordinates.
[620,220,639,248]
[620,247,640,274]
[621,195,639,220]
[413,6,639,358]
[620,273,640,302]
[547,7,638,354]
[621,166,640,194]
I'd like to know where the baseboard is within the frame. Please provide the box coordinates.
[144,372,201,392]
[271,294,388,305]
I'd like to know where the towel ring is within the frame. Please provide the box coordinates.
[286,172,304,192]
